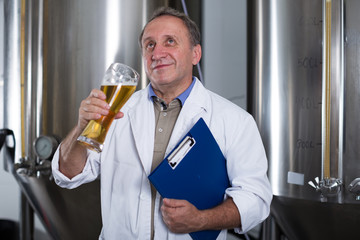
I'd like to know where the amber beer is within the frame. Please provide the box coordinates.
[77,63,139,152]
[77,84,136,152]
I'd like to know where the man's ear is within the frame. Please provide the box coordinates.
[192,44,202,65]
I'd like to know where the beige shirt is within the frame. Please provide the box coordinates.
[151,97,182,239]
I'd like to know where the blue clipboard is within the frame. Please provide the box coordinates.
[148,118,230,240]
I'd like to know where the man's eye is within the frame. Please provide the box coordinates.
[146,42,155,49]
[167,38,175,44]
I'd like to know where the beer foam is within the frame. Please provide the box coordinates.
[102,77,138,86]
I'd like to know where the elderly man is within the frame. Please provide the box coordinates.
[52,7,272,240]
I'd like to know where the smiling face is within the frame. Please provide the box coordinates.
[141,15,201,98]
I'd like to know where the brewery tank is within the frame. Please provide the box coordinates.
[1,0,201,239]
[248,0,360,239]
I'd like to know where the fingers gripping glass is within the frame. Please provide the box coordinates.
[77,63,139,152]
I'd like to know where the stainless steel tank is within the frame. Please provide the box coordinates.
[248,0,360,239]
[2,0,201,239]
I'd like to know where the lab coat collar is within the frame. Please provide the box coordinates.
[128,88,155,175]
[165,78,210,157]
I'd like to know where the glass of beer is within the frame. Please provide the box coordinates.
[77,63,139,152]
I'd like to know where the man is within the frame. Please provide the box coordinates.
[52,7,272,240]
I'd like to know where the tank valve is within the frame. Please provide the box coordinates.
[348,178,360,200]
[308,177,321,190]
[309,177,342,198]
[319,178,342,196]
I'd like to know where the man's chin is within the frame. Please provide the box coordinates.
[150,73,173,85]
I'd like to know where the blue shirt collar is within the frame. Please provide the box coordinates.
[148,77,196,106]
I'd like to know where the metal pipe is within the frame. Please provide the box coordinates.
[20,193,34,240]
[337,0,344,185]
[4,0,23,164]
[181,0,204,84]
[321,0,332,180]
[20,0,26,159]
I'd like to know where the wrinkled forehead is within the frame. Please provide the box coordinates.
[141,15,190,43]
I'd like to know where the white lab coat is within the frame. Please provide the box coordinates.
[52,78,272,240]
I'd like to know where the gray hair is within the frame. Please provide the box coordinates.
[139,7,201,48]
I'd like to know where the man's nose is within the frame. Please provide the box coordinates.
[151,45,167,60]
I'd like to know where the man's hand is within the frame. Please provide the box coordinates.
[161,197,241,234]
[77,89,124,131]
[161,198,206,233]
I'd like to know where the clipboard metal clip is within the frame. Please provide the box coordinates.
[167,136,196,170]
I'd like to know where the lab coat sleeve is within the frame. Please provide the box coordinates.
[224,114,272,233]
[51,144,101,189]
